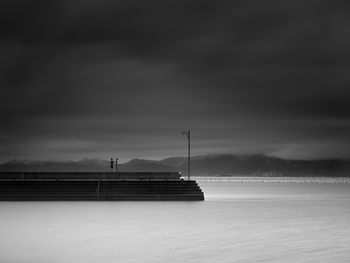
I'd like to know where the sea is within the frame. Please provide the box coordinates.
[1,177,350,263]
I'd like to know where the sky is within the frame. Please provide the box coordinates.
[1,0,349,162]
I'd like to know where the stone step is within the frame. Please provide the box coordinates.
[0,180,205,201]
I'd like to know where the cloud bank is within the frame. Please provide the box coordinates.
[1,0,349,162]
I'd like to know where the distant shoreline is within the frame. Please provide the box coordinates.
[1,154,349,178]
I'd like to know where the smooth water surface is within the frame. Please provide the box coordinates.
[1,177,350,263]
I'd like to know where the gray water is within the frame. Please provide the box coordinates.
[1,177,350,263]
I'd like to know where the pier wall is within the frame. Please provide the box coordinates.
[0,172,181,180]
[0,172,204,201]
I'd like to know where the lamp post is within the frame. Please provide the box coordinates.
[115,158,118,174]
[182,130,191,180]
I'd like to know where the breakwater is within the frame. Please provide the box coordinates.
[0,172,204,201]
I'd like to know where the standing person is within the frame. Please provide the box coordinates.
[110,158,113,174]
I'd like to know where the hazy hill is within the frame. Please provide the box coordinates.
[0,159,109,172]
[120,159,177,172]
[158,157,187,168]
[1,154,349,176]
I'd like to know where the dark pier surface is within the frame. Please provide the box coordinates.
[0,172,204,201]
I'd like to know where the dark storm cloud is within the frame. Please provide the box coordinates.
[1,0,349,161]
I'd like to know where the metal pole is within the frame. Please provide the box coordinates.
[115,158,118,174]
[182,130,191,181]
[188,130,190,181]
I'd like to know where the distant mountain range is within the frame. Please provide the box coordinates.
[1,154,350,177]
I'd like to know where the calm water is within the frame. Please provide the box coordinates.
[1,177,350,263]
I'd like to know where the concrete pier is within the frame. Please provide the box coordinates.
[0,172,204,201]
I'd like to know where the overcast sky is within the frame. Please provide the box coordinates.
[1,0,349,162]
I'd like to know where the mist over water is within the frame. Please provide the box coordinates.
[1,178,350,263]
